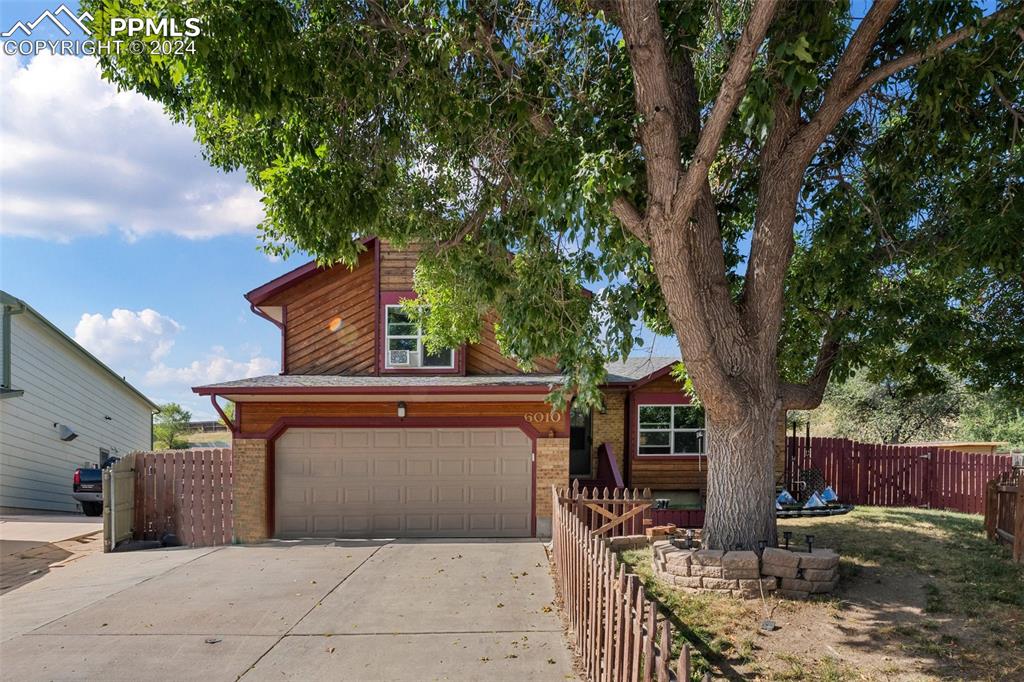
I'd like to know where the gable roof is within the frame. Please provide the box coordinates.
[245,236,376,306]
[603,356,679,386]
[1,291,160,411]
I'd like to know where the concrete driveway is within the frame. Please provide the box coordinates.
[1,513,103,595]
[0,539,576,681]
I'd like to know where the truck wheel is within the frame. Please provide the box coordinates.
[82,502,103,517]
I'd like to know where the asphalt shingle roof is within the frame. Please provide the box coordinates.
[194,356,679,393]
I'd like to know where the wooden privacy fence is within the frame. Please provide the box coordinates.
[784,437,1015,514]
[552,486,705,682]
[985,470,1023,564]
[133,449,234,547]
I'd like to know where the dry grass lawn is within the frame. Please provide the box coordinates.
[618,507,1023,681]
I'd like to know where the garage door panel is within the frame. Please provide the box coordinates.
[469,430,499,448]
[312,487,338,504]
[373,430,402,448]
[373,459,402,476]
[405,431,434,448]
[469,486,497,503]
[276,427,532,538]
[437,459,464,476]
[469,458,498,476]
[342,459,369,476]
[342,431,371,448]
[406,459,433,476]
[309,431,338,448]
[436,431,466,448]
[279,457,307,476]
[405,486,433,503]
[310,458,338,477]
[501,458,530,476]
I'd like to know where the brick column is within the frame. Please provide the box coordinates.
[232,438,269,542]
[535,437,569,537]
[592,391,626,475]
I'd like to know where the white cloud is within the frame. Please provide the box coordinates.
[146,352,276,387]
[0,53,263,241]
[73,307,276,417]
[74,308,182,368]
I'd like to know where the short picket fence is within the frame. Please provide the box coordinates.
[552,486,706,681]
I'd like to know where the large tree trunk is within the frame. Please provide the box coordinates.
[701,401,780,550]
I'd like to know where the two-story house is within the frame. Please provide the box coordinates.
[194,239,754,541]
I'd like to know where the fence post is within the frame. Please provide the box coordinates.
[1015,481,1024,564]
[985,477,999,541]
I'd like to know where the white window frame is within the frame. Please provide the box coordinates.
[384,305,455,370]
[636,403,707,457]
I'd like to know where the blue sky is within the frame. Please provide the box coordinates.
[0,1,679,418]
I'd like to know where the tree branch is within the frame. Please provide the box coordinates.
[781,330,842,410]
[614,0,683,219]
[793,3,1022,161]
[437,175,513,252]
[611,195,646,242]
[472,2,647,240]
[824,0,899,101]
[669,0,779,226]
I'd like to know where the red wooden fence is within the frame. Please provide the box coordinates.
[784,437,1015,514]
[985,470,1024,564]
[649,508,705,529]
[552,486,706,681]
[133,448,234,546]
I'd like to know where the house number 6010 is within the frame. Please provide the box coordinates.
[525,412,562,423]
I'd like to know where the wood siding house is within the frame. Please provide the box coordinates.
[196,239,780,540]
[0,291,158,512]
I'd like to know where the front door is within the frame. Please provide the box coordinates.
[569,404,592,477]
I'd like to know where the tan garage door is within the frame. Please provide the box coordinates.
[274,427,533,538]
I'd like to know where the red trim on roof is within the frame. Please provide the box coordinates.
[245,236,377,305]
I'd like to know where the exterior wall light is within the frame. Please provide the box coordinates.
[397,401,406,419]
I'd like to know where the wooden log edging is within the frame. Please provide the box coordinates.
[552,486,707,681]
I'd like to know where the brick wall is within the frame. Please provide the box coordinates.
[232,438,269,542]
[536,437,569,537]
[592,390,626,474]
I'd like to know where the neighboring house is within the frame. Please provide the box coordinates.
[0,291,158,513]
[194,239,785,541]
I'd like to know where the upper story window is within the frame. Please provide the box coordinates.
[637,404,706,456]
[385,305,454,369]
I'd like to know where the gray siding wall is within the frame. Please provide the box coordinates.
[0,313,152,512]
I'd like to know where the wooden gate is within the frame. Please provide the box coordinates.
[985,470,1024,564]
[133,449,234,547]
[784,437,1015,514]
[102,454,136,551]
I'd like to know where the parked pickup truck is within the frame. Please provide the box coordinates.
[72,467,104,516]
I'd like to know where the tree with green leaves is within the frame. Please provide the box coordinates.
[816,369,963,444]
[957,389,1024,450]
[154,402,192,450]
[87,0,1023,548]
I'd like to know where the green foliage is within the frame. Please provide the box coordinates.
[817,369,963,444]
[956,389,1024,449]
[218,401,235,428]
[154,402,191,450]
[83,0,1024,407]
